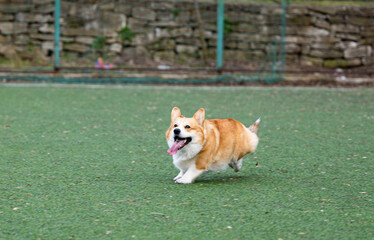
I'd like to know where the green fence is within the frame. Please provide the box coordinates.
[0,0,288,84]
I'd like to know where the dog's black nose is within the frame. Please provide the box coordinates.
[174,128,181,135]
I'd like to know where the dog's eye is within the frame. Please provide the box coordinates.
[185,125,191,129]
[174,124,178,127]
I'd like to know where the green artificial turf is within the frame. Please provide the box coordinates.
[0,84,373,239]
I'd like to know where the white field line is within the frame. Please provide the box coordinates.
[0,82,367,92]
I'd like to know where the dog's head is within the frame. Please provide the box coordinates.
[166,107,205,157]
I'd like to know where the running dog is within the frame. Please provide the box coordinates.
[166,107,260,184]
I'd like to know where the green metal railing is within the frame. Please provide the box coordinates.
[54,0,60,71]
[51,0,230,71]
[216,0,224,69]
[2,0,288,85]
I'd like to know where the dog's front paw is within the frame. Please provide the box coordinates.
[173,176,182,181]
[175,178,193,184]
[173,171,184,181]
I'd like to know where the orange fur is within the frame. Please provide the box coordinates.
[195,118,257,170]
[166,107,260,184]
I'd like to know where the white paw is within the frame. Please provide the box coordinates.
[173,176,182,181]
[173,172,184,181]
[175,178,193,184]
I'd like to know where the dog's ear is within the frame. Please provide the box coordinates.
[193,108,205,126]
[171,107,181,122]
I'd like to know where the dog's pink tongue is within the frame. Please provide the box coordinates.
[167,140,184,155]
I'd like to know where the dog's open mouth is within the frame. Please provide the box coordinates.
[167,136,192,155]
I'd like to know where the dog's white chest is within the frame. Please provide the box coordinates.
[171,143,202,161]
[173,155,196,170]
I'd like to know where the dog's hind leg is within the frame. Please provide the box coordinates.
[229,158,242,172]
[237,158,243,171]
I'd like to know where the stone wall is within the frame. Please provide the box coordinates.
[0,0,373,69]
[286,5,374,68]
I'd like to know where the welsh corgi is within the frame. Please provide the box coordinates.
[166,107,260,184]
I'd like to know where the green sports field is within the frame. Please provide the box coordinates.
[1,84,373,239]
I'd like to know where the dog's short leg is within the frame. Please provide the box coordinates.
[229,158,239,172]
[237,158,243,171]
[229,158,242,172]
[175,165,204,184]
[173,171,184,181]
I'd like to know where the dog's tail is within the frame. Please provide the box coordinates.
[248,118,261,134]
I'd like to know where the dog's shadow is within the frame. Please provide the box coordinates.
[192,172,266,185]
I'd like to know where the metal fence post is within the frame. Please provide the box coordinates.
[54,0,61,71]
[279,0,288,79]
[216,0,224,68]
